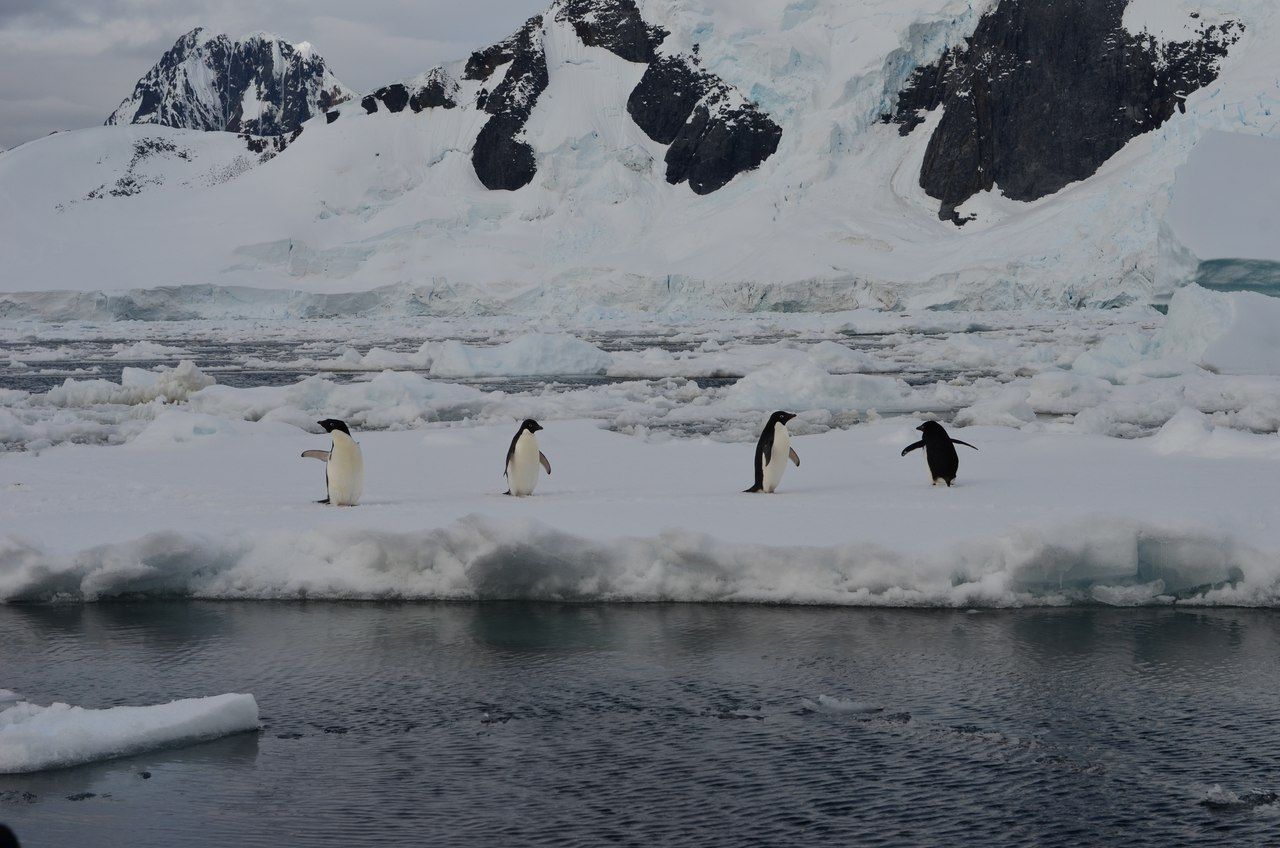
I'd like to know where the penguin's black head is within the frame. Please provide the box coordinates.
[521,419,543,433]
[917,420,946,438]
[318,419,350,435]
[771,411,797,425]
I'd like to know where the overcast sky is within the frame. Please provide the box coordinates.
[0,0,548,150]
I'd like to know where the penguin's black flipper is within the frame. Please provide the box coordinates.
[744,484,763,493]
[951,439,979,451]
[901,440,925,457]
[789,447,800,467]
[301,449,330,461]
[539,452,552,475]
[316,497,330,504]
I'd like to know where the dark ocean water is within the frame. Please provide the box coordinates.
[2,603,1279,847]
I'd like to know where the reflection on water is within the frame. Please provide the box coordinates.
[1195,258,1280,296]
[3,603,1280,846]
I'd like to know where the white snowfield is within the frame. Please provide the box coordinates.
[0,0,1276,311]
[1,416,1277,607]
[0,694,260,773]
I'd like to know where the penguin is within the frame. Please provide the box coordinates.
[745,410,800,493]
[301,418,364,506]
[505,419,551,496]
[900,420,977,487]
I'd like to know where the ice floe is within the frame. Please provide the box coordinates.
[0,694,259,773]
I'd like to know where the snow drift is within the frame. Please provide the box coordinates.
[0,694,259,773]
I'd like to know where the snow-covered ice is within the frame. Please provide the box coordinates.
[1,416,1277,607]
[2,288,1278,607]
[0,693,259,773]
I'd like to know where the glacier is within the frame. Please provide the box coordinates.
[0,0,1276,311]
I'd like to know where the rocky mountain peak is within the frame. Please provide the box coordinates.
[106,27,354,136]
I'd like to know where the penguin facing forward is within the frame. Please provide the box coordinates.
[302,418,364,506]
[746,410,800,493]
[505,419,551,496]
[900,421,977,487]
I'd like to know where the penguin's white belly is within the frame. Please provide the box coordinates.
[327,432,364,506]
[508,432,541,496]
[762,425,790,493]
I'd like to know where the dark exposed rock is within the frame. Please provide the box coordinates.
[666,99,783,195]
[84,137,192,200]
[361,71,459,116]
[409,73,458,112]
[627,56,712,144]
[243,128,302,159]
[470,17,549,191]
[325,110,339,124]
[554,0,667,63]
[106,28,353,136]
[370,83,411,113]
[628,55,782,193]
[464,27,523,82]
[886,0,1243,222]
[335,3,778,195]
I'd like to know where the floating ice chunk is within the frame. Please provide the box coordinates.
[1090,580,1172,607]
[801,695,884,715]
[47,361,215,407]
[0,693,259,773]
[430,334,612,378]
[955,386,1035,427]
[720,359,909,412]
[803,341,883,373]
[109,340,190,360]
[1198,785,1280,811]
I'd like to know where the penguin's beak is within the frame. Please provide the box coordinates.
[916,425,925,432]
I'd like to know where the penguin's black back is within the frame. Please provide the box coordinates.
[923,432,961,484]
[746,421,777,492]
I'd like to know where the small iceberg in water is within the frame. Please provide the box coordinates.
[0,693,259,773]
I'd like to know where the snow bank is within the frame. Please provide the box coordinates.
[0,693,259,773]
[0,515,1271,607]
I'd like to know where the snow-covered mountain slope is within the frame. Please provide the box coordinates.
[105,28,353,136]
[2,0,1278,314]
